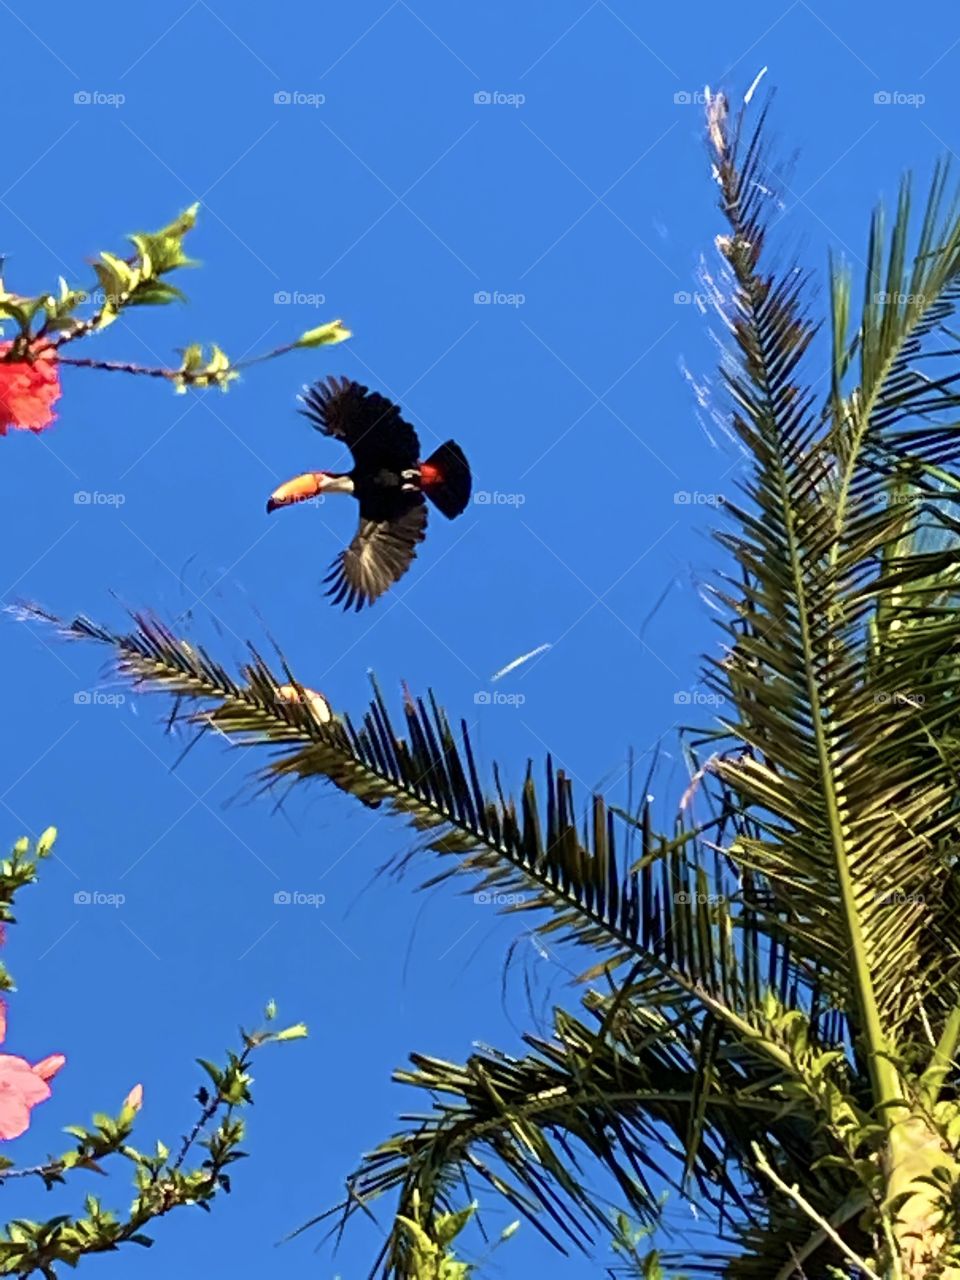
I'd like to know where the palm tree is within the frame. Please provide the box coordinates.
[23,89,960,1278]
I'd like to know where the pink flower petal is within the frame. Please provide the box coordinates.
[0,1056,52,1108]
[32,1054,65,1082]
[0,1010,64,1140]
[0,1096,31,1141]
[123,1083,143,1112]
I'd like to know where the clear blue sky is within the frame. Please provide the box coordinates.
[0,1,952,1274]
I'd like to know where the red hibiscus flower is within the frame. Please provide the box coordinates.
[0,343,61,435]
[0,1001,64,1140]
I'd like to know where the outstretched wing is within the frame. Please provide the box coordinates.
[324,497,428,610]
[300,377,421,472]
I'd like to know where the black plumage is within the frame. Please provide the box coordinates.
[287,376,471,610]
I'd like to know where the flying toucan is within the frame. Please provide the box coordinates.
[266,376,472,609]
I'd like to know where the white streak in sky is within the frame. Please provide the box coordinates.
[491,643,552,682]
[744,66,768,105]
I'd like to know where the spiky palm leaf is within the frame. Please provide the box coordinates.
[18,607,812,1034]
[707,106,960,1035]
[311,987,878,1280]
[694,88,960,1272]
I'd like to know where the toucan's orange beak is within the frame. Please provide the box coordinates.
[266,472,322,513]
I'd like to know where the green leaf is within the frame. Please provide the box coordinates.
[126,281,187,307]
[197,1058,224,1088]
[294,319,351,349]
[37,826,57,857]
[174,344,238,393]
[433,1202,476,1246]
[44,278,89,325]
[273,1022,308,1042]
[97,252,135,298]
[180,343,204,372]
[129,203,200,276]
[0,299,32,333]
[395,1216,436,1256]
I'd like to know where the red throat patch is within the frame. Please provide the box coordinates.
[419,462,442,487]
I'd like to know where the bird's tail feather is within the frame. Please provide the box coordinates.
[421,441,471,519]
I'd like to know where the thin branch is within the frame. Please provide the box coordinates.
[753,1144,880,1280]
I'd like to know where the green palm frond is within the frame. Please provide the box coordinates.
[310,991,869,1280]
[14,605,653,918]
[17,607,810,1043]
[831,161,960,482]
[696,92,960,1080]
